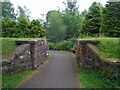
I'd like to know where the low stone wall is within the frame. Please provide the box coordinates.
[76,39,120,73]
[1,39,49,73]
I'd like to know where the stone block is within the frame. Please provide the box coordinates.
[14,44,31,57]
[1,59,11,66]
[34,46,42,53]
[2,39,49,73]
[15,40,36,45]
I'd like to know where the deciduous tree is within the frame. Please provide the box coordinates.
[46,11,66,42]
[62,0,81,39]
[1,0,16,20]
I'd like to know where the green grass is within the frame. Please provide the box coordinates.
[79,37,120,59]
[0,38,42,59]
[1,38,42,88]
[77,68,120,88]
[1,38,17,59]
[2,71,32,88]
[0,73,2,90]
[77,37,120,88]
[1,38,43,88]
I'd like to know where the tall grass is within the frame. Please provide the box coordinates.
[77,67,120,88]
[97,38,119,59]
[80,37,120,59]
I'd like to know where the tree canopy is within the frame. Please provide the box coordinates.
[103,2,120,37]
[82,2,102,36]
[1,0,120,38]
[1,0,16,20]
[46,11,66,42]
[62,0,82,39]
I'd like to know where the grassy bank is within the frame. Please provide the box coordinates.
[0,38,41,59]
[76,37,120,88]
[66,51,120,88]
[1,38,40,88]
[80,37,120,59]
[2,71,32,88]
[77,68,120,88]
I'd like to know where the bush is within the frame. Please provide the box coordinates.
[48,37,76,51]
[2,19,45,38]
[48,43,56,50]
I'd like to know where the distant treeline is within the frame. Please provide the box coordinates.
[1,0,120,42]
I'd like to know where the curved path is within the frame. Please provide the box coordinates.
[19,51,80,88]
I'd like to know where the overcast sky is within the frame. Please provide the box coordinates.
[10,0,108,20]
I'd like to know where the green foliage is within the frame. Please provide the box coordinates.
[103,2,120,37]
[81,37,120,59]
[1,0,16,20]
[1,1,45,38]
[81,1,120,37]
[77,67,120,88]
[82,2,102,36]
[49,38,76,51]
[63,0,79,16]
[1,38,17,59]
[49,37,119,60]
[49,41,71,51]
[97,38,120,59]
[2,71,32,88]
[46,10,53,24]
[62,14,82,39]
[17,6,31,21]
[62,0,82,39]
[29,20,45,38]
[2,18,45,38]
[46,11,66,42]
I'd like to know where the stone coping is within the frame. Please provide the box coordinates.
[76,39,100,44]
[15,39,47,45]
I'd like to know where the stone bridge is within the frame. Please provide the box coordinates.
[1,39,49,73]
[76,39,120,73]
[1,39,120,73]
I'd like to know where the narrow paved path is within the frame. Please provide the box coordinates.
[19,51,80,88]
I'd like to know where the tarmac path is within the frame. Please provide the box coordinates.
[18,51,80,88]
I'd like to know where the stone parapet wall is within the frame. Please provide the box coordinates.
[76,39,120,73]
[32,39,49,69]
[1,39,49,73]
[76,40,100,67]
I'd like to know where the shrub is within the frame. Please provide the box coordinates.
[2,19,45,38]
[48,37,76,51]
[48,43,56,50]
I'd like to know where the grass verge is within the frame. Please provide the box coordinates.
[80,37,120,59]
[2,71,32,88]
[77,68,120,88]
[1,38,41,88]
[0,38,41,59]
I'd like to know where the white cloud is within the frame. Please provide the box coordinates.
[10,0,108,19]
